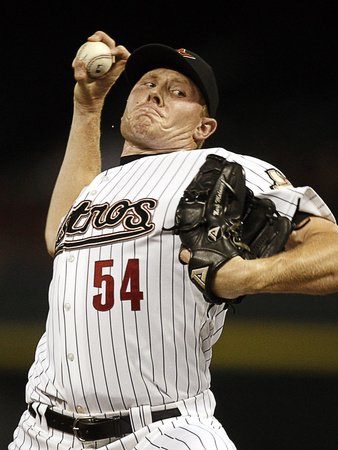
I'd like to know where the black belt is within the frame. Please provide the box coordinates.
[28,404,181,442]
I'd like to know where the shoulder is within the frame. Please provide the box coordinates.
[198,147,292,192]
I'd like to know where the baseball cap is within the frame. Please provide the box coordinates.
[124,44,219,117]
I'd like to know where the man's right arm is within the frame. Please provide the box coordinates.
[45,32,130,256]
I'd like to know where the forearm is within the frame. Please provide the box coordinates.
[44,32,130,256]
[45,104,102,255]
[212,217,338,298]
[244,239,337,295]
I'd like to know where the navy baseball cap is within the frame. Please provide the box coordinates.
[124,44,219,117]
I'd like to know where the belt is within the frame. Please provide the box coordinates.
[28,404,181,442]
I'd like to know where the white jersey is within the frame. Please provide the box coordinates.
[25,147,335,418]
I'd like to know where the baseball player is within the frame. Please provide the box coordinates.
[9,31,338,449]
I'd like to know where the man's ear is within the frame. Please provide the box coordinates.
[193,117,217,141]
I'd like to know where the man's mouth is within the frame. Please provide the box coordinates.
[136,105,164,118]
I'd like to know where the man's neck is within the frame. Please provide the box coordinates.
[121,140,196,157]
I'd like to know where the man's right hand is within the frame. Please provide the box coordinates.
[72,31,130,112]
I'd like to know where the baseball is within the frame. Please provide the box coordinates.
[76,41,115,78]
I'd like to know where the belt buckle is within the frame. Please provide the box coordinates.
[73,415,122,442]
[73,417,94,442]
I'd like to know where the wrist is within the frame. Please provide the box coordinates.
[73,82,107,115]
[211,256,250,299]
[211,256,268,299]
[74,99,105,115]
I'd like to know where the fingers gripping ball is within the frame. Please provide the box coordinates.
[76,41,115,78]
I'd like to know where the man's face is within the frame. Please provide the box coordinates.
[120,68,207,151]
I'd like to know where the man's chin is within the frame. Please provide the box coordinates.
[131,119,166,144]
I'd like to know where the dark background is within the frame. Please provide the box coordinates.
[1,1,337,448]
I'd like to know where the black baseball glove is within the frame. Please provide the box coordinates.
[171,154,292,305]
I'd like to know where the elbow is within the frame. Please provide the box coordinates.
[320,259,338,294]
[46,245,55,258]
[322,273,338,295]
[309,272,338,296]
[45,230,56,257]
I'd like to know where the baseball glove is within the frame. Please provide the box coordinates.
[172,154,292,305]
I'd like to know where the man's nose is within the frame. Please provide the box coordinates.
[148,89,163,106]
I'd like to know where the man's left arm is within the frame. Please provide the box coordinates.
[211,216,338,299]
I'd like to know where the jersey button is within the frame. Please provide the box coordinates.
[67,353,74,361]
[64,303,71,311]
[76,405,85,414]
[90,190,97,195]
[68,254,75,262]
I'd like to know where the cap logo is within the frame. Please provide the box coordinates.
[176,48,196,60]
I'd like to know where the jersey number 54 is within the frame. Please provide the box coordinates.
[93,259,143,311]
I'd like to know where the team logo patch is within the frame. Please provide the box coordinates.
[55,198,157,255]
[266,169,293,190]
[176,48,195,59]
[191,266,209,289]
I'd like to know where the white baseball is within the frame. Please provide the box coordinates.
[76,41,115,78]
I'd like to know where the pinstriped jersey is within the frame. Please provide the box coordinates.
[25,147,335,416]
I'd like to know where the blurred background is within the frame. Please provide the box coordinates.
[1,1,337,448]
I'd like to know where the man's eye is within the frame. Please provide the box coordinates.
[173,89,186,97]
[145,82,156,88]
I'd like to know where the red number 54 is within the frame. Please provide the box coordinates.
[93,259,143,312]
